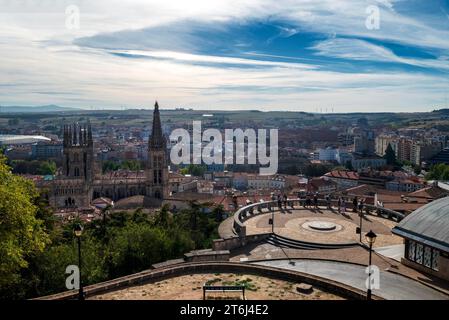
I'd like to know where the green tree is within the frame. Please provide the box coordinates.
[153,204,171,228]
[212,204,225,222]
[26,234,107,298]
[384,143,397,165]
[414,165,422,176]
[345,160,354,171]
[174,201,219,248]
[102,160,120,173]
[180,164,207,176]
[121,160,141,171]
[426,163,449,180]
[304,163,332,177]
[102,160,141,173]
[38,160,57,175]
[0,154,50,295]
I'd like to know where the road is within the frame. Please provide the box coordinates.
[374,244,404,262]
[253,259,448,300]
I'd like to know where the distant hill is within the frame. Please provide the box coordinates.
[433,108,449,114]
[0,104,82,113]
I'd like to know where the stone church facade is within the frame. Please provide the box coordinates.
[47,102,169,209]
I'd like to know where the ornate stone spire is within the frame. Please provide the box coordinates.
[87,120,93,146]
[149,101,166,149]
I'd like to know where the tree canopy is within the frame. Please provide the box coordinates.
[0,165,221,299]
[426,163,449,181]
[0,154,50,294]
[383,143,397,165]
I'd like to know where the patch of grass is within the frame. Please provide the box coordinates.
[222,278,257,291]
[205,278,222,286]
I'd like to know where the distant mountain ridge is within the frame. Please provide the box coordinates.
[0,104,82,113]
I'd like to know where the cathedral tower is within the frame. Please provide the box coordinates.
[147,101,168,199]
[49,121,94,208]
[62,122,94,182]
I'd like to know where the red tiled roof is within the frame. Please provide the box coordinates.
[409,186,449,199]
[325,170,359,180]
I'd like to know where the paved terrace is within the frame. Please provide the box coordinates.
[254,259,448,300]
[218,202,449,298]
[243,208,400,248]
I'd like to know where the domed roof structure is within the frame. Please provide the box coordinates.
[393,196,449,252]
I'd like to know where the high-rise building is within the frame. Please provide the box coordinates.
[411,141,442,166]
[375,134,396,156]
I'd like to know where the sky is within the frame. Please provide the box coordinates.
[1,0,449,112]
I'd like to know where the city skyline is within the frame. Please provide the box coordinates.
[1,0,449,112]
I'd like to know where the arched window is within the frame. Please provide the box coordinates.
[74,167,80,177]
[153,170,159,184]
[154,190,161,199]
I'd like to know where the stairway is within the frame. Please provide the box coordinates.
[265,233,359,250]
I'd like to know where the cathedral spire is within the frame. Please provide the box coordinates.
[149,101,165,149]
[87,120,93,146]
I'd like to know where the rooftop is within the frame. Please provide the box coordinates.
[0,134,51,145]
[393,196,449,252]
[325,170,359,180]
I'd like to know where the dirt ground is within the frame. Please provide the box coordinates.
[90,273,344,300]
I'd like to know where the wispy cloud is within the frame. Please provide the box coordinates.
[1,0,449,111]
[310,38,449,71]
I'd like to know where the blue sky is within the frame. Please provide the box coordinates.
[1,0,449,112]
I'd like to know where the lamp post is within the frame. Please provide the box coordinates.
[74,223,84,301]
[365,230,377,300]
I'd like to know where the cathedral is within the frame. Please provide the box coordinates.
[47,102,169,209]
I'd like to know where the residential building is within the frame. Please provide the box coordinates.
[307,177,337,194]
[411,142,441,166]
[392,138,412,163]
[351,153,386,170]
[324,170,359,190]
[375,134,396,156]
[197,180,214,194]
[317,147,338,161]
[335,149,353,165]
[31,141,63,159]
[232,173,248,190]
[386,179,425,193]
[426,147,449,166]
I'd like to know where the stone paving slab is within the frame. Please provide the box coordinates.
[254,259,449,300]
[230,242,449,296]
[244,209,401,247]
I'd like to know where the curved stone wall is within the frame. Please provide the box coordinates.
[232,198,404,238]
[34,261,382,300]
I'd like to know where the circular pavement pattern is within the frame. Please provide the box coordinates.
[243,209,402,247]
[302,220,342,232]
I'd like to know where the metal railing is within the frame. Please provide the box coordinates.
[232,198,404,237]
